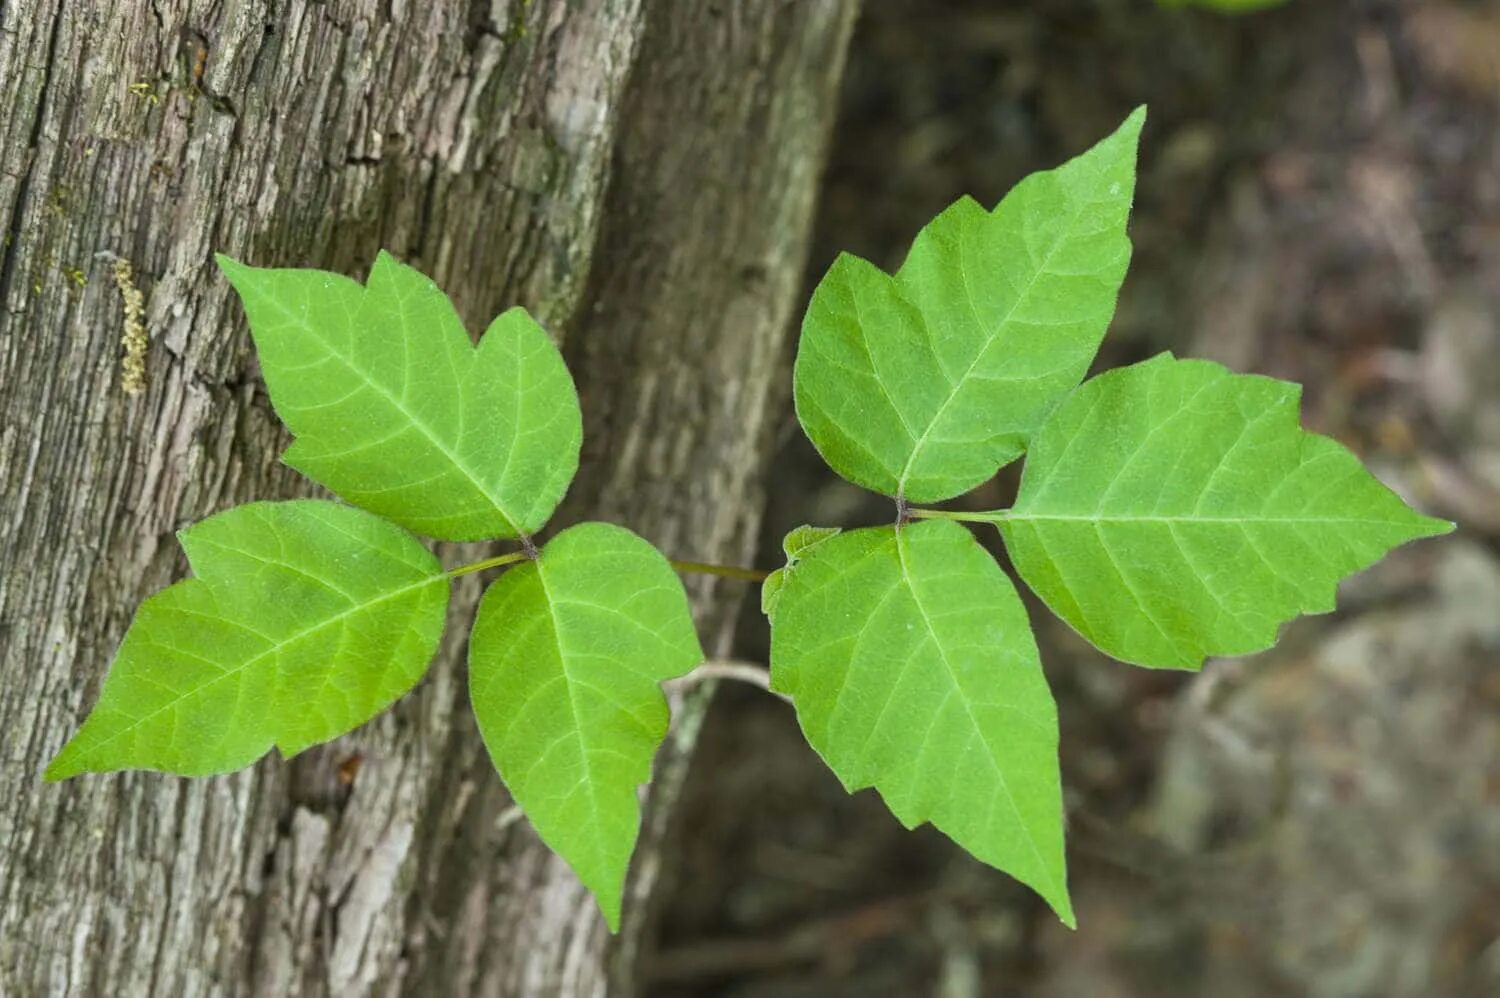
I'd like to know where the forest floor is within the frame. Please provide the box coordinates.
[648,2,1500,996]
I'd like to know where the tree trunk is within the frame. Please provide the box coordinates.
[0,1,856,994]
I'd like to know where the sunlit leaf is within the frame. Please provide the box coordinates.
[468,523,704,931]
[219,252,581,541]
[47,501,448,779]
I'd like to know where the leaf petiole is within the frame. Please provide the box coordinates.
[446,550,533,578]
[445,550,769,582]
[668,560,770,582]
[907,507,1009,524]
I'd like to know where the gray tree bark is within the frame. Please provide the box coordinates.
[0,1,857,994]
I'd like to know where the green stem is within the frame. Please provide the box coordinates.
[446,550,532,578]
[445,551,768,582]
[669,560,770,582]
[907,507,1010,524]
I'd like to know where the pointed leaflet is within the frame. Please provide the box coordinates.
[218,252,581,541]
[468,523,704,931]
[46,501,448,779]
[999,354,1454,670]
[794,107,1144,503]
[769,519,1072,924]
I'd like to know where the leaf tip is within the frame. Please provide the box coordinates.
[370,248,404,280]
[368,249,436,296]
[1039,877,1076,929]
[1104,105,1147,153]
[1418,514,1457,539]
[43,749,82,783]
[214,252,250,284]
[600,899,623,934]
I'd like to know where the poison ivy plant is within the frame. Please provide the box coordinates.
[794,107,1143,502]
[769,519,1071,924]
[49,252,688,932]
[45,500,449,779]
[217,252,581,541]
[468,522,703,931]
[773,107,1449,921]
[49,106,1449,936]
[995,354,1452,669]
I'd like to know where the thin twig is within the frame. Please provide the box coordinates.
[666,660,788,703]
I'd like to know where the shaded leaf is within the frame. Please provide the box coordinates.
[770,519,1072,924]
[47,501,448,779]
[1000,354,1454,669]
[468,523,704,931]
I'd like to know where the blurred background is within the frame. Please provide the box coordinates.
[644,1,1500,995]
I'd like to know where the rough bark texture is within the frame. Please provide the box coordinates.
[0,1,857,995]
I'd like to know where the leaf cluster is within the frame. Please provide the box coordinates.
[49,106,1448,931]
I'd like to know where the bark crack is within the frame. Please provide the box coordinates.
[0,2,64,312]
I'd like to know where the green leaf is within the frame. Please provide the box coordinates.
[761,524,842,617]
[794,107,1145,503]
[1000,354,1454,670]
[468,522,704,931]
[46,501,449,780]
[217,252,581,541]
[782,524,844,560]
[769,519,1071,925]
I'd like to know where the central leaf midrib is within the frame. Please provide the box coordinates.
[893,529,1062,903]
[895,190,1101,495]
[531,558,610,873]
[262,294,522,536]
[1005,512,1410,525]
[66,574,442,763]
